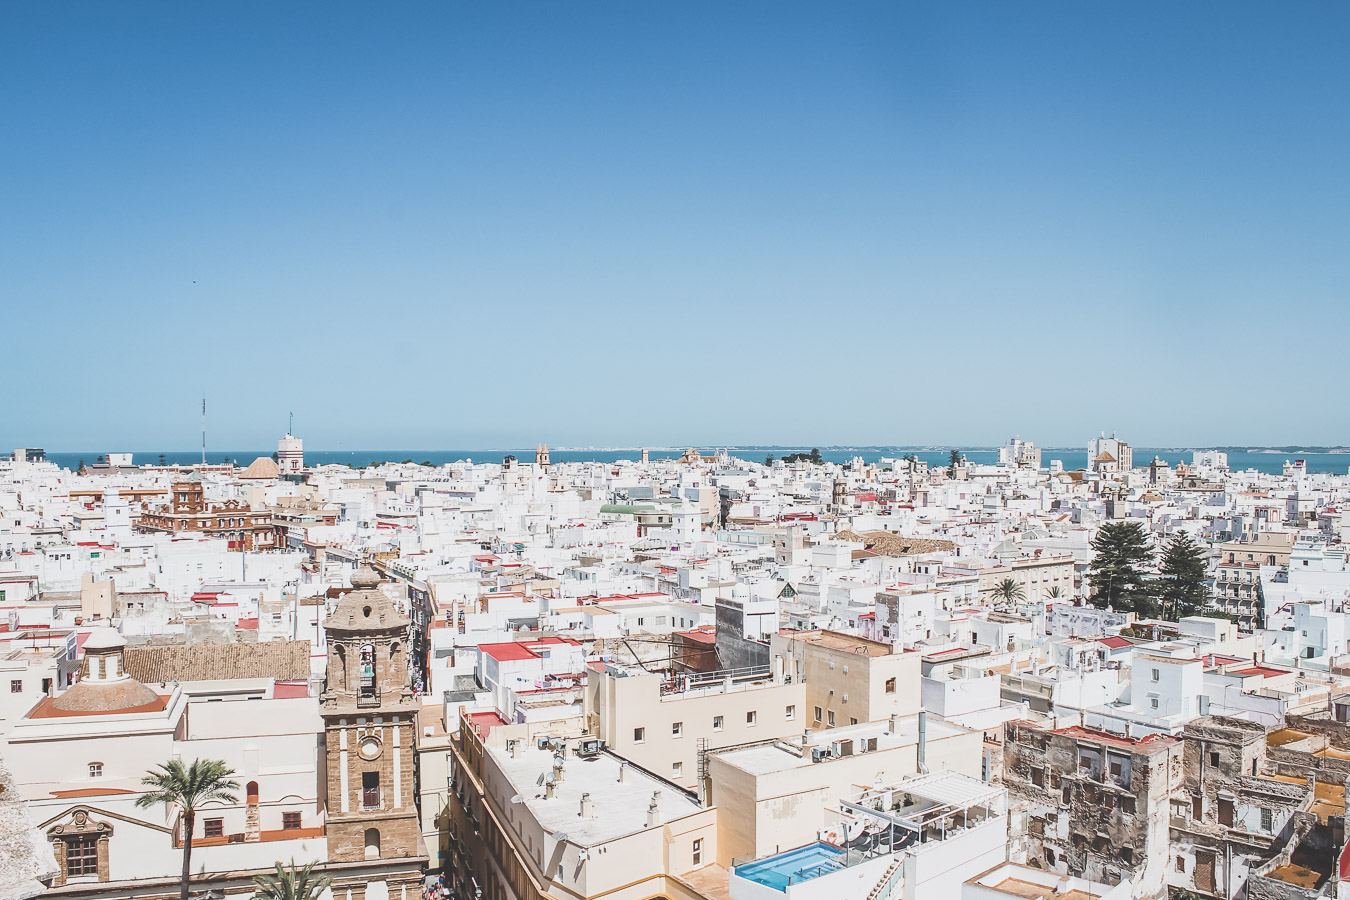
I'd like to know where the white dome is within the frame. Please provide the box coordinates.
[82,626,126,651]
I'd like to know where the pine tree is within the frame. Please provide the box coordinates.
[1159,533,1210,621]
[809,448,823,465]
[1089,521,1158,616]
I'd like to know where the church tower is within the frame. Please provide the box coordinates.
[535,443,550,467]
[321,565,421,863]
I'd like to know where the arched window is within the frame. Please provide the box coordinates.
[364,827,381,860]
[359,644,377,699]
[246,781,259,804]
[88,762,103,778]
[335,645,347,692]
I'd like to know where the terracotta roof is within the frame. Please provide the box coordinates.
[123,640,311,683]
[835,530,956,557]
[239,456,280,479]
[32,690,168,718]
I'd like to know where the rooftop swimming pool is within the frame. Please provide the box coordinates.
[734,843,846,891]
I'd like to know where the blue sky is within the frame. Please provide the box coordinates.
[3,2,1347,450]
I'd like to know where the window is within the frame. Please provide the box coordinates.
[204,818,224,838]
[785,705,795,720]
[88,762,103,778]
[693,838,703,866]
[672,762,683,777]
[9,679,20,693]
[1121,847,1133,865]
[713,716,723,732]
[1151,668,1160,682]
[1121,796,1136,815]
[282,811,301,830]
[828,711,836,727]
[814,706,823,722]
[746,711,757,726]
[65,835,98,876]
[850,718,858,725]
[1261,807,1273,832]
[1031,767,1044,787]
[1209,751,1220,768]
[362,771,380,808]
[672,722,683,737]
[636,617,644,626]
[885,677,896,694]
[634,727,646,743]
[1150,698,1159,710]
[656,616,666,626]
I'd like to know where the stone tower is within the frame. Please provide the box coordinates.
[535,443,550,467]
[321,565,421,862]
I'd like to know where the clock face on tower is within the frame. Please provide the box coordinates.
[359,736,382,760]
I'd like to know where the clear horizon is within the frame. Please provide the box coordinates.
[4,2,1348,449]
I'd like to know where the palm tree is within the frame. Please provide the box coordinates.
[136,759,240,900]
[250,860,333,900]
[991,577,1025,608]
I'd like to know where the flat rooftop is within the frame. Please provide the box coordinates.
[712,714,969,776]
[490,740,702,846]
[781,630,898,657]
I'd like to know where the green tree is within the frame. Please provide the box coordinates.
[901,453,917,470]
[764,454,775,466]
[136,759,241,900]
[1158,533,1211,621]
[948,449,961,477]
[809,448,823,465]
[420,460,434,467]
[1088,521,1158,616]
[1046,586,1063,600]
[991,577,1025,608]
[250,860,333,900]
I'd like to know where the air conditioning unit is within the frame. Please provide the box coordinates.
[811,747,831,763]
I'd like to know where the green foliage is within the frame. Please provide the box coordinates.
[137,758,240,900]
[251,860,333,900]
[764,454,775,466]
[948,449,961,476]
[420,460,434,467]
[991,577,1025,607]
[1088,521,1159,616]
[1158,533,1211,621]
[781,449,824,465]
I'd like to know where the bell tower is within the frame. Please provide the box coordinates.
[321,565,422,862]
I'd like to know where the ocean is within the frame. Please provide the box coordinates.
[42,447,1350,476]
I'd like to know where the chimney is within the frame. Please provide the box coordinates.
[1055,876,1072,895]
[545,778,557,799]
[888,713,899,734]
[510,740,522,759]
[580,793,594,817]
[618,762,628,783]
[553,756,565,783]
[646,791,662,828]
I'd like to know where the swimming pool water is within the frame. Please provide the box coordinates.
[735,843,846,890]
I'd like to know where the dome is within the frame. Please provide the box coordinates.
[50,678,161,713]
[240,456,280,479]
[326,566,410,633]
[82,626,126,652]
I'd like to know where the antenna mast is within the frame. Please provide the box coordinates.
[201,396,207,465]
[289,410,293,435]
